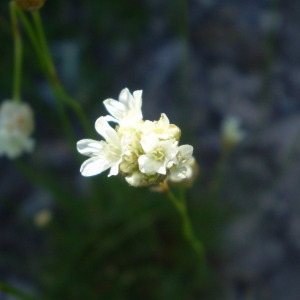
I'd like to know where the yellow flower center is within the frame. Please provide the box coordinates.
[152,147,165,161]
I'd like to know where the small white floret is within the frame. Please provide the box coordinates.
[77,117,122,177]
[103,88,143,126]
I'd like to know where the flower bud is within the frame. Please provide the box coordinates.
[15,0,45,11]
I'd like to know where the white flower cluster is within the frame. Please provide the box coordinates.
[0,100,34,158]
[77,88,195,187]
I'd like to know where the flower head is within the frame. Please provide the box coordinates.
[77,88,197,187]
[0,100,34,159]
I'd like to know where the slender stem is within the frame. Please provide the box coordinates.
[258,0,279,129]
[30,10,77,150]
[16,8,50,79]
[160,182,207,272]
[30,11,93,137]
[13,9,100,200]
[17,8,93,151]
[0,280,38,300]
[10,1,23,102]
[12,7,76,152]
[31,11,57,83]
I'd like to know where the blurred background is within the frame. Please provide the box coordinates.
[1,0,300,299]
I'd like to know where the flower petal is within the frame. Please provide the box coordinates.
[77,139,104,156]
[108,160,121,177]
[132,90,143,112]
[95,117,120,145]
[140,134,158,153]
[178,144,193,158]
[103,115,119,123]
[103,88,143,125]
[158,113,169,127]
[138,154,167,175]
[80,156,112,177]
[103,98,127,121]
[119,88,133,105]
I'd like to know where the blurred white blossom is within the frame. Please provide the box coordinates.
[77,88,197,187]
[0,100,34,158]
[221,116,245,149]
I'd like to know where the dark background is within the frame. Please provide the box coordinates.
[1,0,300,299]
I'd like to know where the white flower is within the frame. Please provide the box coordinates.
[221,116,244,148]
[77,117,122,177]
[168,145,194,182]
[138,134,178,175]
[103,88,143,126]
[0,100,34,159]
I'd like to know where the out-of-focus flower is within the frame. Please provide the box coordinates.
[77,88,197,187]
[34,209,52,228]
[0,100,34,159]
[221,116,245,150]
[15,0,46,11]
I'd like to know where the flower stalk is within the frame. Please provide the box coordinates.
[160,182,207,273]
[10,1,23,102]
[14,7,93,147]
[30,10,93,137]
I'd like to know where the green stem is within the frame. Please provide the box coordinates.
[160,182,206,272]
[0,280,38,300]
[31,11,57,82]
[16,9,76,154]
[31,10,78,149]
[10,1,23,102]
[16,8,93,153]
[30,10,93,137]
